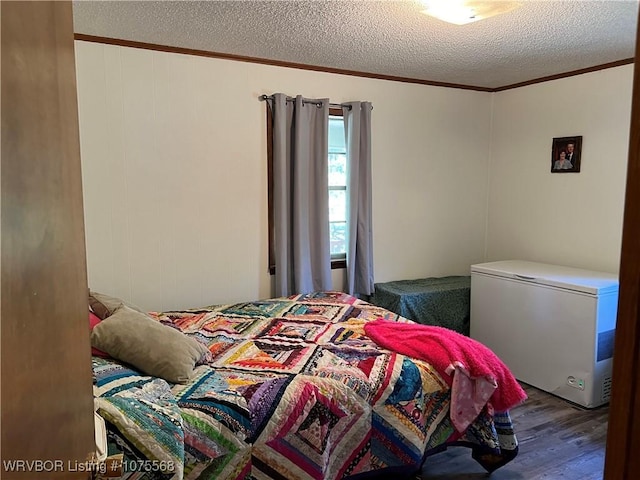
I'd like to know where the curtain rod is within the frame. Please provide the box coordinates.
[259,94,353,110]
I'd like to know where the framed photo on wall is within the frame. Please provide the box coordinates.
[551,136,582,173]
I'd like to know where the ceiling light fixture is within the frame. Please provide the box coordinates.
[420,0,522,26]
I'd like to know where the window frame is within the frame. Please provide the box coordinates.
[267,105,346,274]
[328,108,348,263]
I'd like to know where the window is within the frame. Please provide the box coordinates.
[328,110,347,262]
[267,107,347,273]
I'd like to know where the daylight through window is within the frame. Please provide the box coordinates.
[328,113,347,259]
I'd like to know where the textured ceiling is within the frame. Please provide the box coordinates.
[72,0,639,89]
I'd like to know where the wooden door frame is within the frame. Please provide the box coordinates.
[1,2,95,477]
[603,9,640,479]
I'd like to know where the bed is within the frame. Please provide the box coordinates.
[90,291,522,480]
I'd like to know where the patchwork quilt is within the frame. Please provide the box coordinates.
[93,292,519,480]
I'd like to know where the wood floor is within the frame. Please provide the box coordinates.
[421,383,609,480]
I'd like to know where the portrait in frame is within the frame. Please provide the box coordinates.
[551,136,582,173]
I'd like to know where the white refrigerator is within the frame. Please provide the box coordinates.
[470,260,618,408]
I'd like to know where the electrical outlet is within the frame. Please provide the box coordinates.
[567,376,585,390]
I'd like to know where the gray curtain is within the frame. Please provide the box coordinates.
[343,102,374,296]
[271,93,332,296]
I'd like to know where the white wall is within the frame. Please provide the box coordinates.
[487,65,633,273]
[75,41,493,311]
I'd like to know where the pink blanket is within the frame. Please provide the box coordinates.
[364,320,527,431]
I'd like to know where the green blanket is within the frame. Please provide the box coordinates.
[372,276,471,335]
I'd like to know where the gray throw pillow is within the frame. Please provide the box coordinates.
[91,305,209,384]
[89,290,145,320]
